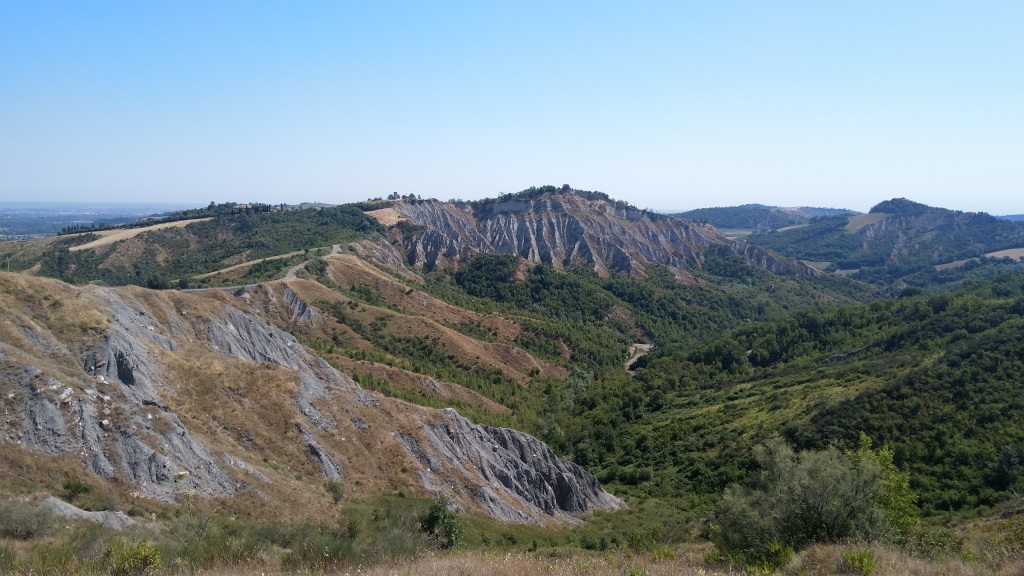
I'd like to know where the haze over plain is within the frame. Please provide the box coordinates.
[1,1,1021,214]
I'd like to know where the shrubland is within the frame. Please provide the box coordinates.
[3,193,1024,573]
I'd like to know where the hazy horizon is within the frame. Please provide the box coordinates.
[2,2,1021,215]
[3,194,1024,218]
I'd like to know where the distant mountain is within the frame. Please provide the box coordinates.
[750,197,1024,286]
[675,204,855,230]
[999,214,1024,221]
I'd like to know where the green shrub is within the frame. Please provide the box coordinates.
[841,547,878,576]
[0,500,57,539]
[104,537,162,576]
[325,480,345,504]
[742,540,794,574]
[710,438,914,567]
[625,524,664,553]
[419,495,463,549]
[63,479,92,502]
[906,524,967,561]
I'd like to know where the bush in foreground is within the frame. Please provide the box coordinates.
[710,436,916,570]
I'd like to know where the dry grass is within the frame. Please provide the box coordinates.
[845,213,889,233]
[67,218,213,252]
[192,250,303,279]
[366,207,407,227]
[936,247,1024,271]
[782,543,1024,576]
[356,551,733,576]
[185,544,1024,576]
[190,550,742,576]
[287,270,562,381]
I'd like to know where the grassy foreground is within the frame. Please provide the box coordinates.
[189,545,1023,576]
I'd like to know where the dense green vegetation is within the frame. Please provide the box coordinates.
[537,272,1024,514]
[711,437,916,570]
[391,250,1024,522]
[8,194,1024,573]
[350,250,1024,571]
[750,199,1024,288]
[677,204,806,230]
[447,254,866,368]
[34,205,382,288]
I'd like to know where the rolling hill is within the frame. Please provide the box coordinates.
[675,204,854,232]
[2,187,1023,573]
[750,198,1024,288]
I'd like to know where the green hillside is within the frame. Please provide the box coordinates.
[750,198,1024,288]
[677,204,852,230]
[1,203,383,288]
[545,272,1024,514]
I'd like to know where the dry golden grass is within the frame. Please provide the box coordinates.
[354,551,735,576]
[190,550,741,576]
[845,212,889,232]
[782,543,1024,576]
[193,250,304,280]
[67,218,213,252]
[286,273,563,382]
[187,545,1024,576]
[936,247,1024,271]
[324,256,526,344]
[366,207,406,227]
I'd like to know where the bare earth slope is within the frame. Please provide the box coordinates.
[383,192,816,279]
[0,272,623,525]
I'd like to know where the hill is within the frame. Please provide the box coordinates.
[749,197,1024,288]
[2,188,1023,573]
[378,187,818,280]
[0,203,384,288]
[0,271,622,526]
[1,187,823,287]
[577,271,1024,512]
[675,204,854,231]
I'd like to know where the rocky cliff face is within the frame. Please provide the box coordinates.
[386,192,814,279]
[0,273,621,524]
[401,408,624,523]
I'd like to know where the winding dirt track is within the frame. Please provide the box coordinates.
[625,343,653,373]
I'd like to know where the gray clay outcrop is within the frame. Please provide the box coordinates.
[388,193,815,278]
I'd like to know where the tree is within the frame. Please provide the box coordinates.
[710,437,917,568]
[419,495,463,549]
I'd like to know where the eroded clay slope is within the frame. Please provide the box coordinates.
[387,192,814,279]
[0,273,622,524]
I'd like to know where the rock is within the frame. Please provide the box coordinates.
[40,496,137,530]
[1,276,624,524]
[282,287,319,326]
[403,408,625,523]
[388,192,814,279]
[298,426,343,481]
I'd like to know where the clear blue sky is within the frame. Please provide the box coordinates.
[2,1,1021,214]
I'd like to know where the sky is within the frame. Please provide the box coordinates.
[1,2,1022,214]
